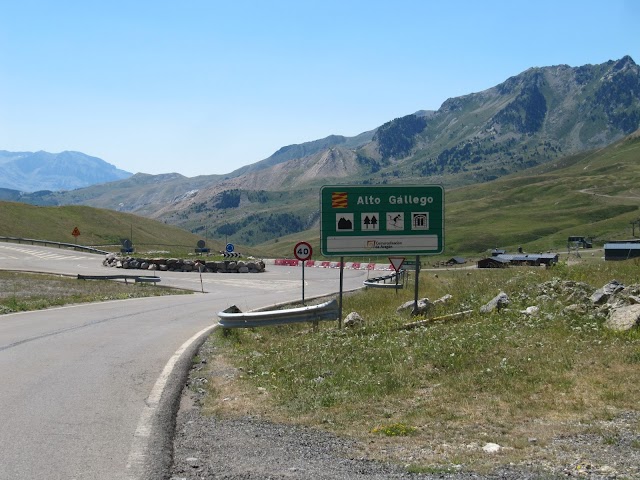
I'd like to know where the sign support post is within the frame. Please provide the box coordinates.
[413,255,421,315]
[294,241,313,307]
[339,256,344,328]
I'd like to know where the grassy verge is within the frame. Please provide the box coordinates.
[0,271,192,314]
[200,259,640,474]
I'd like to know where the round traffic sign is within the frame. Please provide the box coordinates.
[294,241,313,261]
[197,239,206,249]
[225,243,234,253]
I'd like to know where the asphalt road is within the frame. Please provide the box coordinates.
[0,243,367,480]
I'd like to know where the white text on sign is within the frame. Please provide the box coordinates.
[356,195,434,207]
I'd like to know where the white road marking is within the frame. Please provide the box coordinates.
[0,244,86,260]
[125,323,217,479]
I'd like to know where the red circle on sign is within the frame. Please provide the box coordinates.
[294,241,313,261]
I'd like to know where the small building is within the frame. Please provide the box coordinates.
[497,253,559,266]
[604,242,640,260]
[477,257,510,268]
[478,253,558,268]
[447,256,466,265]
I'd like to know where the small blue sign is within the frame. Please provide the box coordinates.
[225,243,235,253]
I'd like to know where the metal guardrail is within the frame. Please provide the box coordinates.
[77,274,161,284]
[0,236,109,255]
[217,299,339,328]
[363,271,404,289]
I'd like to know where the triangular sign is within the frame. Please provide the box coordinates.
[388,256,405,272]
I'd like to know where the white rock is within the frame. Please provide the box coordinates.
[606,304,640,331]
[482,442,501,453]
[521,306,540,315]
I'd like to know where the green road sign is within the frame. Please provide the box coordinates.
[320,185,444,256]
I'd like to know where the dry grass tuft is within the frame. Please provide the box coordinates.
[198,260,640,474]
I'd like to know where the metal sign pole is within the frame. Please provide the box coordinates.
[302,260,305,306]
[413,255,421,315]
[339,256,344,328]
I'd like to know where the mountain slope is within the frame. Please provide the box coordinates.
[400,56,640,185]
[253,130,640,258]
[5,56,640,248]
[0,201,209,252]
[0,150,133,192]
[226,131,375,178]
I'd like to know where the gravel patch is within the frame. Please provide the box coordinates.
[169,348,640,480]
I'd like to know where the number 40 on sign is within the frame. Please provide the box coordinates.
[294,241,312,261]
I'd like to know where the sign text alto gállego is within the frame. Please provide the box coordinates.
[356,194,435,206]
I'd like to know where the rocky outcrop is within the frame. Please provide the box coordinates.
[520,278,640,331]
[396,294,453,316]
[605,304,640,331]
[398,279,640,332]
[343,311,365,328]
[102,254,265,273]
[480,291,510,313]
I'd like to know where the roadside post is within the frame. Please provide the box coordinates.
[413,256,421,315]
[320,185,444,320]
[294,241,313,306]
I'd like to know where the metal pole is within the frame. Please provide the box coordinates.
[302,260,306,306]
[339,256,344,328]
[413,255,421,315]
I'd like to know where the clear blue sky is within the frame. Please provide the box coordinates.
[1,1,638,177]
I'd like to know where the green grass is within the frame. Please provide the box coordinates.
[202,259,640,473]
[0,201,215,256]
[0,271,192,314]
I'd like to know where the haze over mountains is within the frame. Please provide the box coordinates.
[0,150,132,192]
[2,56,639,249]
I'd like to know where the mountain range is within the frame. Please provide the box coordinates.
[2,56,639,250]
[0,150,132,192]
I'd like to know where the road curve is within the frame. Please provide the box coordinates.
[0,244,367,479]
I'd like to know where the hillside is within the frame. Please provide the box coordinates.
[4,56,640,249]
[2,132,640,260]
[444,131,640,254]
[0,202,215,254]
[252,131,640,259]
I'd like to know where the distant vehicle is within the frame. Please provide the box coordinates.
[567,236,592,248]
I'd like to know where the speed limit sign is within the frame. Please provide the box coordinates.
[294,241,313,261]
